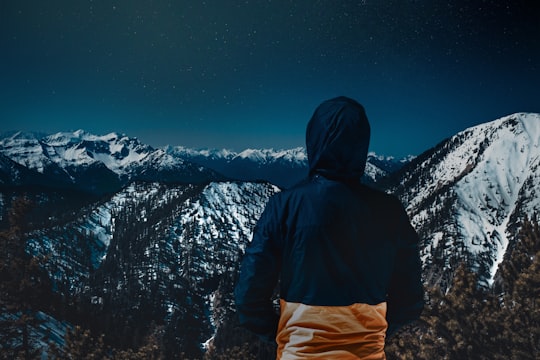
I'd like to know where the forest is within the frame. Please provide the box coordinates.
[1,197,539,359]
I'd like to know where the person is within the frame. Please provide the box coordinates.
[234,96,424,359]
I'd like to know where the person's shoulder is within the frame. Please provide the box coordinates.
[276,176,314,196]
[263,177,311,205]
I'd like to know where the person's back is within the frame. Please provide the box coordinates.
[235,96,424,359]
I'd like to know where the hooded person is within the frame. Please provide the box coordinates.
[234,96,424,359]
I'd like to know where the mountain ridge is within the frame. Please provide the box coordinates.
[388,112,540,288]
[0,130,224,194]
[169,145,411,188]
[0,130,410,191]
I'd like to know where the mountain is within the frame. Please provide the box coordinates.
[5,180,279,356]
[0,131,410,193]
[387,112,540,289]
[0,130,224,194]
[169,146,409,188]
[3,113,540,357]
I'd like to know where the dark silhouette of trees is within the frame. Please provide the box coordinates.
[0,197,55,359]
[386,216,540,359]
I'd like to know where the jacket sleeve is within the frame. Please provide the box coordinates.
[234,197,281,343]
[386,203,424,336]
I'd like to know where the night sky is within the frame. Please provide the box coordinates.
[1,1,539,157]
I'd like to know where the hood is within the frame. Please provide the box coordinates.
[306,96,370,180]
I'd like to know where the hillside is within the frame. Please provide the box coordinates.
[389,113,540,288]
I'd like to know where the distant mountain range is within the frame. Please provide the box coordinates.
[1,112,539,357]
[0,130,411,192]
[0,130,223,194]
[168,145,411,188]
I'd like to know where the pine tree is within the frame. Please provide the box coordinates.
[508,251,540,358]
[55,326,111,360]
[495,217,540,359]
[109,324,164,360]
[386,217,540,359]
[494,216,540,294]
[0,197,54,359]
[162,289,207,359]
[386,263,494,360]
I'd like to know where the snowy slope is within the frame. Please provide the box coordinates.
[5,179,278,354]
[170,146,307,165]
[0,131,223,193]
[26,182,206,292]
[0,130,150,174]
[390,113,540,288]
[22,180,279,347]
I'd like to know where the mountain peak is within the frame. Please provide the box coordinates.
[0,130,222,193]
[234,147,307,164]
[391,111,540,289]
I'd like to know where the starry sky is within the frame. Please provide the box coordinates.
[1,1,539,157]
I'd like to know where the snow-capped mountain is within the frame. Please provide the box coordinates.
[15,180,279,355]
[168,146,308,188]
[0,131,409,193]
[0,130,223,194]
[388,112,540,289]
[170,146,409,188]
[27,181,278,293]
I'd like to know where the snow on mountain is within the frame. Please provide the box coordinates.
[170,146,307,165]
[235,147,307,165]
[0,130,160,175]
[0,131,58,173]
[21,180,279,349]
[0,310,70,356]
[169,146,308,169]
[164,181,280,301]
[0,130,409,192]
[170,146,408,188]
[0,131,223,193]
[25,182,197,292]
[390,112,540,288]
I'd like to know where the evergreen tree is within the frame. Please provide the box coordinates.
[386,264,492,360]
[495,216,540,294]
[162,290,208,359]
[495,217,540,359]
[0,197,54,359]
[508,251,540,357]
[386,217,540,359]
[53,326,111,360]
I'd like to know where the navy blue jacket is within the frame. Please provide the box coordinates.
[234,97,424,344]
